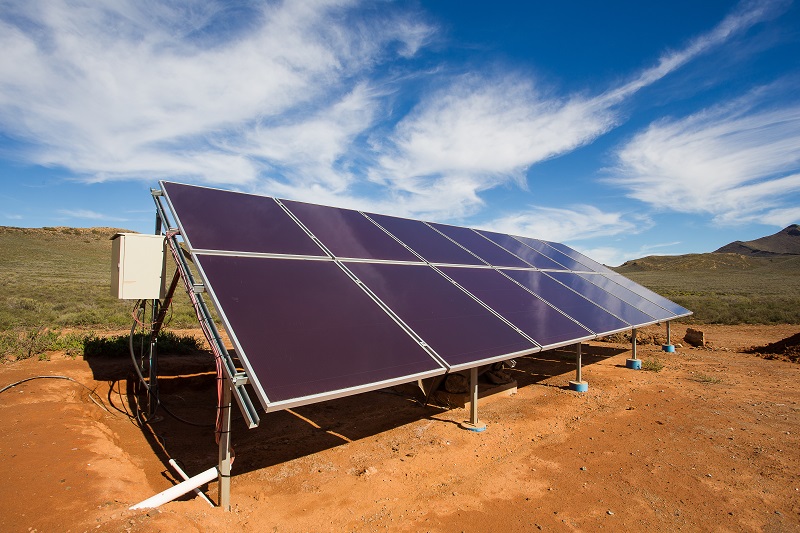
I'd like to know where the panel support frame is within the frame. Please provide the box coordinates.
[461,367,487,432]
[152,188,260,429]
[218,375,233,511]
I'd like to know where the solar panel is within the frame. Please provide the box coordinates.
[366,212,485,265]
[512,236,592,271]
[346,262,538,369]
[605,273,691,317]
[500,269,631,335]
[197,255,444,408]
[160,181,690,413]
[282,200,419,262]
[546,271,660,327]
[163,182,325,257]
[542,240,613,273]
[577,273,676,322]
[440,267,593,348]
[476,230,569,270]
[429,223,531,268]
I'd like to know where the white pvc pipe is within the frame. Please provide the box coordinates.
[168,459,215,507]
[130,466,218,510]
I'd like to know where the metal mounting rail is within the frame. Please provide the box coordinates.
[151,189,260,429]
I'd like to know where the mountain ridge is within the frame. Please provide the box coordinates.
[713,224,800,256]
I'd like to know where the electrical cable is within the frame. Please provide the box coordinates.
[0,375,112,414]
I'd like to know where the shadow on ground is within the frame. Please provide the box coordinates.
[84,342,629,486]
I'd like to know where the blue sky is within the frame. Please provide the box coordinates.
[0,0,798,265]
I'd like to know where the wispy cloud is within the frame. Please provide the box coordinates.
[0,0,782,230]
[608,87,800,227]
[0,0,433,185]
[58,209,127,221]
[601,0,784,105]
[484,205,652,243]
[4,213,23,220]
[367,75,618,218]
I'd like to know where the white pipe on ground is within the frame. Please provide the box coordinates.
[129,466,218,510]
[168,459,215,507]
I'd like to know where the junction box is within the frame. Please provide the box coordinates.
[111,233,166,300]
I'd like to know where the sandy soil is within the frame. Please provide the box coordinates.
[1,323,798,532]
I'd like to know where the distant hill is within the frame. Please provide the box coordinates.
[713,224,800,256]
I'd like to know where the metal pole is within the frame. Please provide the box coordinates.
[147,212,163,418]
[218,376,233,510]
[667,321,671,345]
[469,366,479,426]
[575,343,582,382]
[632,328,638,360]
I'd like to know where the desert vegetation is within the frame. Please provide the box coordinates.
[1,225,798,362]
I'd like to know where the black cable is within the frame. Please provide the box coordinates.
[0,375,111,413]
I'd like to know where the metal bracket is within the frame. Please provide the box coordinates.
[232,372,249,387]
[192,283,205,293]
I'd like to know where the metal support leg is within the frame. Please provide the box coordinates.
[662,321,675,352]
[569,343,588,392]
[218,376,233,510]
[148,299,159,418]
[627,328,642,369]
[461,367,486,432]
[469,366,479,425]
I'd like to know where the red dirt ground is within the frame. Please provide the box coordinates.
[1,324,798,532]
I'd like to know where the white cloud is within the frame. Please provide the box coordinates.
[0,0,432,185]
[484,205,652,243]
[368,75,618,218]
[0,0,780,229]
[58,209,126,221]
[609,92,800,226]
[4,213,23,220]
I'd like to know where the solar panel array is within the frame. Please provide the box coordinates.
[161,181,691,412]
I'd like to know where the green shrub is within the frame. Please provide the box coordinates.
[82,331,203,358]
[642,357,665,372]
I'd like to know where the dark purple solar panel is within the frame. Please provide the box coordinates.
[606,273,691,316]
[197,256,443,404]
[440,267,592,347]
[579,274,676,321]
[477,230,568,270]
[367,213,484,265]
[501,270,631,334]
[162,182,323,256]
[577,273,676,321]
[513,236,589,271]
[282,200,418,262]
[542,241,613,273]
[429,223,530,268]
[346,263,537,368]
[546,271,658,326]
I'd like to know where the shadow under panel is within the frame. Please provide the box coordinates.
[197,256,443,407]
[346,262,538,369]
[500,269,631,335]
[440,267,592,347]
[162,181,323,256]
